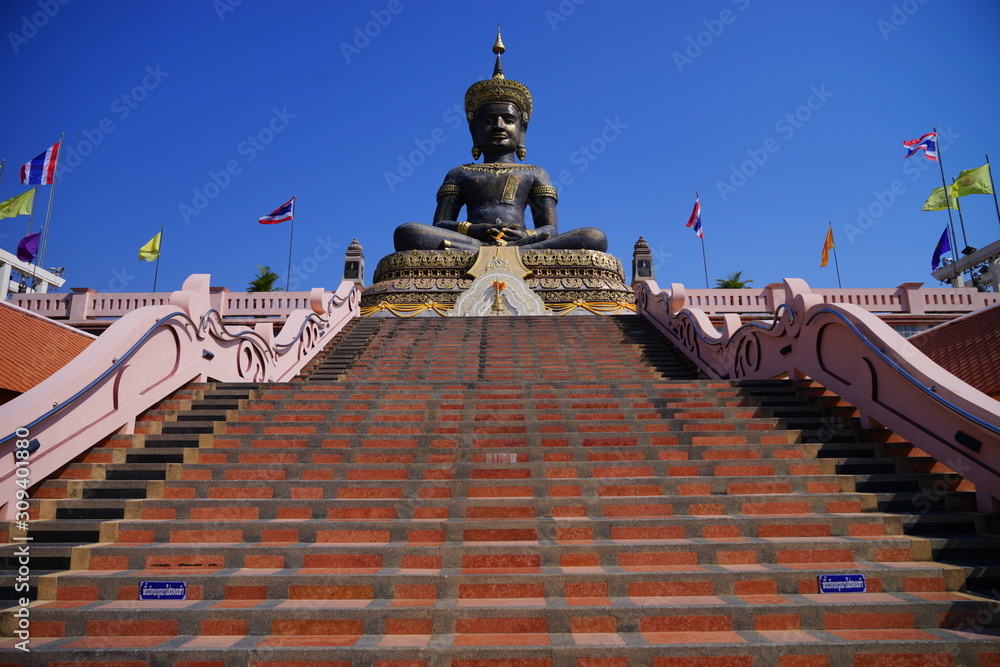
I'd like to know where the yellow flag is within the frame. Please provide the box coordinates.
[922,186,958,211]
[0,189,35,219]
[820,226,835,268]
[950,163,993,198]
[138,230,162,262]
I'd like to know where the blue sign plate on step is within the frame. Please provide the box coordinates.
[139,581,187,600]
[818,574,866,594]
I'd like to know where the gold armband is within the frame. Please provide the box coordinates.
[525,229,537,236]
[457,221,471,235]
[436,183,461,200]
[529,185,558,202]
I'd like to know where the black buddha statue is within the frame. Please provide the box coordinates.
[393,30,608,253]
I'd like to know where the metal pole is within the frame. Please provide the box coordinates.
[693,191,709,288]
[829,224,843,288]
[952,177,970,251]
[37,133,64,270]
[152,226,163,292]
[987,154,1000,231]
[700,235,709,289]
[25,186,37,237]
[932,126,960,268]
[950,177,978,284]
[286,217,294,292]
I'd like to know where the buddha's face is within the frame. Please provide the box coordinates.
[473,102,526,154]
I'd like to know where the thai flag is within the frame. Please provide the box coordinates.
[259,196,295,224]
[685,195,703,239]
[903,132,938,161]
[20,141,61,185]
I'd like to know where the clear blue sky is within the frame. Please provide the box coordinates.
[2,0,998,293]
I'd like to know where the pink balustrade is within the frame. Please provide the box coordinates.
[636,278,1000,513]
[0,274,361,519]
[11,288,329,324]
[677,283,997,315]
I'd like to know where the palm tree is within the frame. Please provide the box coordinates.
[714,271,754,289]
[247,265,283,292]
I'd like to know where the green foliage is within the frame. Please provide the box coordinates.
[247,265,283,292]
[714,271,754,289]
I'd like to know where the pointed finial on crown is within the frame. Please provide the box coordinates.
[464,26,533,123]
[492,24,505,78]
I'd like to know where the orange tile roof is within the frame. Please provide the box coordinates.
[908,302,1000,399]
[0,300,94,394]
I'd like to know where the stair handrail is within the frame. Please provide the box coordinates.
[0,274,360,520]
[636,278,1000,512]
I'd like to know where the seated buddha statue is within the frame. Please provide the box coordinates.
[393,31,608,254]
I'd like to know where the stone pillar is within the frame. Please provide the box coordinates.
[896,282,925,315]
[68,288,95,322]
[210,286,230,318]
[0,261,11,299]
[344,239,365,287]
[631,237,654,286]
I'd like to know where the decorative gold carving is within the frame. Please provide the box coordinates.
[501,174,522,203]
[452,261,548,317]
[493,28,505,55]
[361,301,454,317]
[457,221,471,235]
[547,301,637,315]
[363,249,635,314]
[362,292,461,306]
[464,77,533,122]
[460,163,537,175]
[529,185,558,202]
[466,246,532,279]
[490,281,508,315]
[437,184,461,200]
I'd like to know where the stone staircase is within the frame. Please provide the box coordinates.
[1,314,999,665]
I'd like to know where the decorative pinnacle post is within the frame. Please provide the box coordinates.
[344,238,365,286]
[632,236,655,285]
[492,25,505,79]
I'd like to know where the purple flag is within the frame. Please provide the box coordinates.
[931,227,951,270]
[16,233,40,262]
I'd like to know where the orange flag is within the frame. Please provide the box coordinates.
[820,225,835,268]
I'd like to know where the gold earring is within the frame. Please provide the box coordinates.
[516,146,526,161]
[472,145,481,160]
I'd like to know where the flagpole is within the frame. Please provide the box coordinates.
[931,127,960,273]
[828,223,843,289]
[37,132,64,270]
[28,226,41,292]
[285,217,294,292]
[949,177,977,285]
[693,191,709,288]
[951,177,971,251]
[700,235,709,289]
[152,226,163,292]
[987,154,1000,231]
[25,186,38,236]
